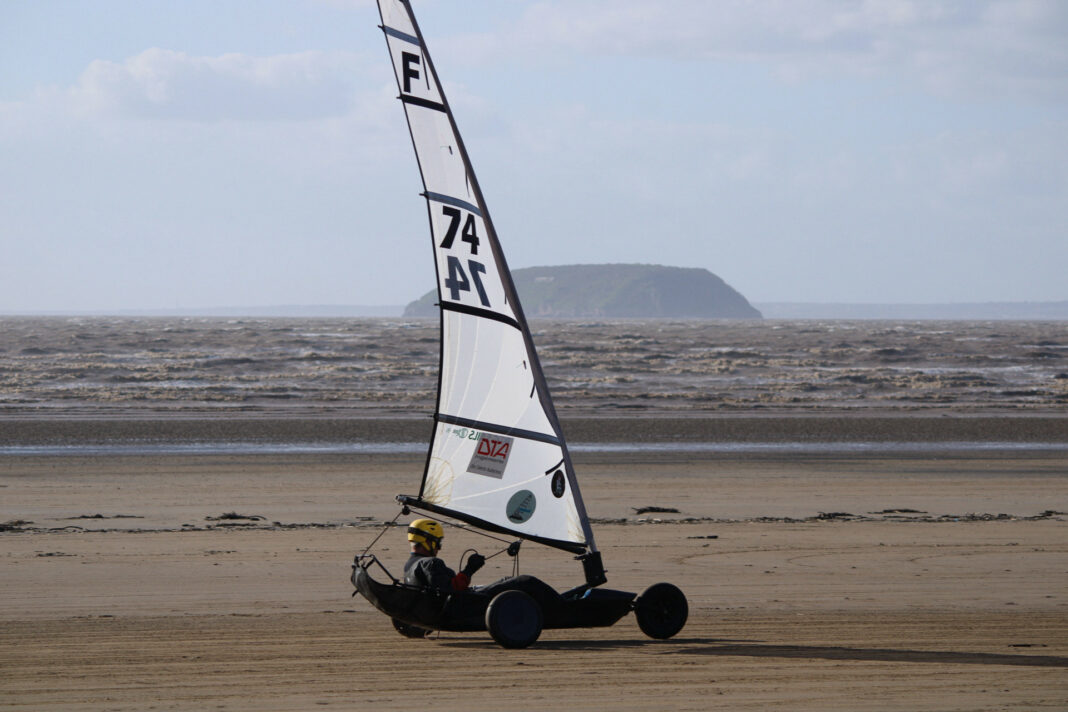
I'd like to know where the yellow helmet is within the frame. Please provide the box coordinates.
[407,518,444,553]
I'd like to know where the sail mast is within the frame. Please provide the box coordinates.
[376,0,596,556]
[396,1,596,554]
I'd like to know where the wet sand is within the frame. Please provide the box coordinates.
[2,440,1066,710]
[3,413,1067,449]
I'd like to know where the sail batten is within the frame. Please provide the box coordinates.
[400,95,446,112]
[424,192,482,216]
[436,413,562,447]
[377,0,596,553]
[381,25,419,45]
[440,302,520,330]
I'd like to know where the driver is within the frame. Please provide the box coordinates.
[404,518,485,591]
[403,518,564,614]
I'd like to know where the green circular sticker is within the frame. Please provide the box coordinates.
[506,490,536,523]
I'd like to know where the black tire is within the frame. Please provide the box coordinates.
[634,582,687,639]
[485,590,543,649]
[391,617,431,639]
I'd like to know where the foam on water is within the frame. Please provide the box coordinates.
[1,316,1065,414]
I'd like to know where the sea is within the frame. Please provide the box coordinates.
[2,316,1065,417]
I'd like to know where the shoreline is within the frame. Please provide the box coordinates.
[1,413,1065,447]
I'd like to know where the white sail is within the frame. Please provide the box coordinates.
[376,0,595,554]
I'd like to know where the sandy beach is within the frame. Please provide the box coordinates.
[2,417,1066,711]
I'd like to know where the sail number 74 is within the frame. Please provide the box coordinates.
[439,204,489,306]
[445,256,490,306]
[440,206,479,254]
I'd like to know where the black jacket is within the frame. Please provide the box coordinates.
[404,553,456,592]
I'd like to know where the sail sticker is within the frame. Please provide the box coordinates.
[551,470,566,498]
[445,425,480,442]
[467,433,514,478]
[506,490,536,523]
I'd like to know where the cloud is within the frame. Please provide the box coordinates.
[3,3,1065,308]
[66,48,370,121]
[454,0,1068,102]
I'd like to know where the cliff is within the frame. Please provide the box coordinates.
[404,264,761,319]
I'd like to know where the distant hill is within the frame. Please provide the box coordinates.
[404,264,762,319]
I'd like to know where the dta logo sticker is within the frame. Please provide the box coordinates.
[467,433,514,478]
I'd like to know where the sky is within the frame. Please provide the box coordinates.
[2,0,1067,312]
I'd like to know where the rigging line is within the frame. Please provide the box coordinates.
[400,495,588,555]
[413,504,515,545]
[441,516,519,564]
[462,546,521,581]
[446,519,513,545]
[434,511,524,555]
[446,467,559,502]
[360,509,406,556]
